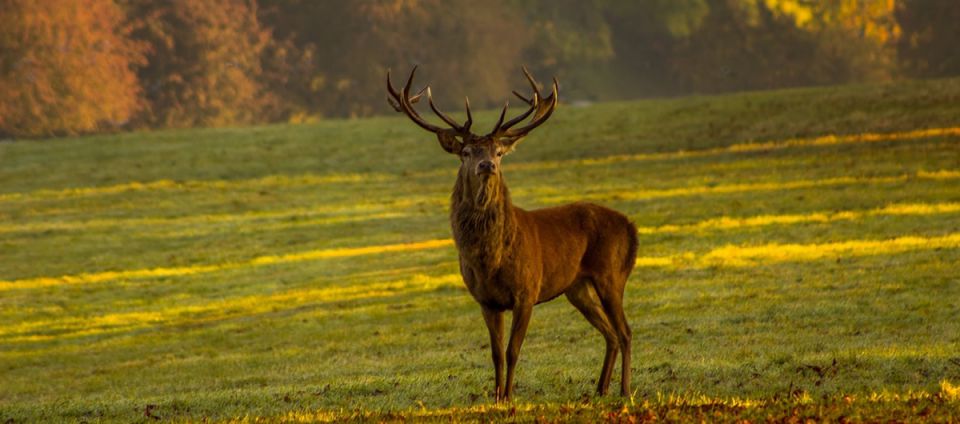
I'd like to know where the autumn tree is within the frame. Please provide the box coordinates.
[799,0,900,83]
[0,0,145,138]
[128,0,273,128]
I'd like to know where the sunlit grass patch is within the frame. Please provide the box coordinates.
[636,201,960,235]
[0,274,460,344]
[0,239,453,291]
[538,169,959,204]
[0,207,407,237]
[629,231,960,268]
[0,173,393,203]
[696,232,960,267]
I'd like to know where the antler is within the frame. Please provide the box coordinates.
[387,66,472,135]
[488,66,559,139]
[387,66,558,141]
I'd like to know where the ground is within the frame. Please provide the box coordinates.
[1,78,959,422]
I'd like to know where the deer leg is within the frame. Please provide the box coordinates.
[600,292,632,397]
[565,280,619,395]
[481,307,505,402]
[503,302,533,400]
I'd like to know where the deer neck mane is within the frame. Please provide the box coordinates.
[450,169,517,269]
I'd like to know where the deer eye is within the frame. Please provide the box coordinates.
[496,151,503,157]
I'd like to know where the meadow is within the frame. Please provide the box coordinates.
[2,78,960,422]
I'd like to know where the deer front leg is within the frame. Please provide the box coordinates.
[504,301,533,400]
[481,307,505,402]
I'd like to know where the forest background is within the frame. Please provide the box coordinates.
[1,0,957,138]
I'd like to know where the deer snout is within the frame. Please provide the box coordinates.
[477,160,496,175]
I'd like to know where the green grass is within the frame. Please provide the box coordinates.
[2,78,960,422]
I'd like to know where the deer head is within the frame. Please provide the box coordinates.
[387,67,558,206]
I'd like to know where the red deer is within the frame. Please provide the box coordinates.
[387,67,638,401]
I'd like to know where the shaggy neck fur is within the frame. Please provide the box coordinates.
[450,168,516,269]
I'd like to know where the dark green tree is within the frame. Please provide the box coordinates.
[259,0,528,120]
[896,0,960,78]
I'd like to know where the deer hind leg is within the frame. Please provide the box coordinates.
[595,280,632,397]
[565,279,619,395]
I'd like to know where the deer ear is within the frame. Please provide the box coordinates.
[437,130,462,154]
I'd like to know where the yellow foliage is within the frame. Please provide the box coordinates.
[763,0,814,26]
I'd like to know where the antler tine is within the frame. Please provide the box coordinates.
[501,76,558,138]
[427,87,466,131]
[400,66,423,111]
[521,65,540,95]
[527,78,557,121]
[488,66,556,138]
[496,91,538,133]
[388,86,425,112]
[386,67,446,133]
[387,96,402,112]
[490,101,509,134]
[409,87,426,104]
[523,67,557,121]
[386,68,403,111]
[504,65,541,107]
[463,96,473,132]
[512,90,533,105]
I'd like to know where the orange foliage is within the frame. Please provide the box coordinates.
[0,0,145,137]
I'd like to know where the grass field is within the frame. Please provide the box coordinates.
[2,78,960,422]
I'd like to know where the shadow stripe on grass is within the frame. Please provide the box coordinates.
[2,127,956,203]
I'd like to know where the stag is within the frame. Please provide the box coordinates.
[387,67,638,401]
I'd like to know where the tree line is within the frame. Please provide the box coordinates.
[1,0,957,138]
